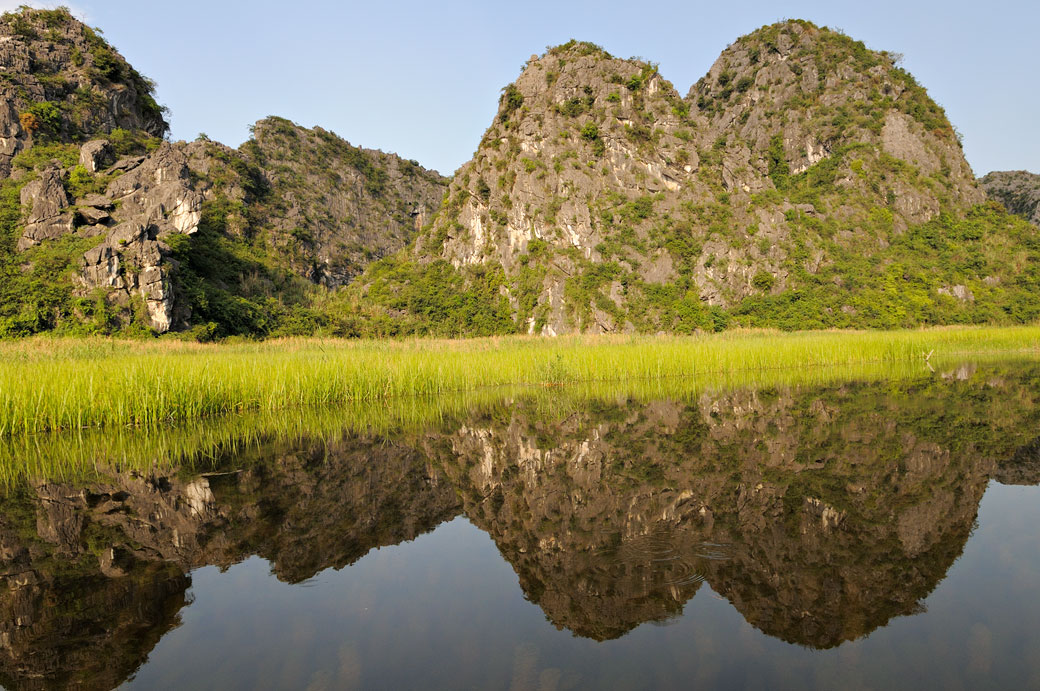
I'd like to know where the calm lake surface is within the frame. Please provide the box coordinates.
[2,361,1040,689]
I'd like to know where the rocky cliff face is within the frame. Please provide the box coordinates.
[1,9,1037,338]
[0,7,445,337]
[362,22,1035,336]
[692,21,980,214]
[979,170,1040,226]
[0,7,166,176]
[2,136,241,333]
[242,117,447,286]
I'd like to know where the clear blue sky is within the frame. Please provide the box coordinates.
[6,0,1038,177]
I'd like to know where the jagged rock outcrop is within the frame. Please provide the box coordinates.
[78,139,112,173]
[241,117,447,286]
[79,221,173,331]
[979,170,1040,226]
[70,143,207,330]
[9,141,208,332]
[104,143,203,235]
[383,23,1021,336]
[0,7,167,176]
[16,165,71,249]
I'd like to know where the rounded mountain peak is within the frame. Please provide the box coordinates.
[691,19,956,140]
[688,17,980,214]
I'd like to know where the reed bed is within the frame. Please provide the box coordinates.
[1,326,1038,438]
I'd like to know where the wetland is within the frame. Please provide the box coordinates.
[1,356,1039,689]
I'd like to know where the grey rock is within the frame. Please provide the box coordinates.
[79,140,113,174]
[77,193,114,210]
[105,143,202,237]
[17,167,73,250]
[979,170,1040,226]
[80,222,174,333]
[108,156,146,174]
[938,284,974,302]
[76,206,111,226]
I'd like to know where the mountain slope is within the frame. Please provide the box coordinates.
[0,7,167,175]
[0,8,445,338]
[980,170,1040,226]
[355,22,1038,336]
[241,117,446,286]
[0,10,1037,339]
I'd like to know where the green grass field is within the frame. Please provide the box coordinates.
[1,325,1038,438]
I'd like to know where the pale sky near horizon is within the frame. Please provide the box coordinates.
[4,0,1037,178]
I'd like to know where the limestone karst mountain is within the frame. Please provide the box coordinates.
[0,7,167,177]
[1,7,1038,338]
[241,117,446,287]
[980,170,1040,226]
[357,23,1039,335]
[0,7,444,337]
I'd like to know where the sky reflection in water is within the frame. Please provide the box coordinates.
[1,361,1039,690]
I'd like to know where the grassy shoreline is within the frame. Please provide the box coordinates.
[2,325,1039,438]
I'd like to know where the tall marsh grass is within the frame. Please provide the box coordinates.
[1,326,1038,438]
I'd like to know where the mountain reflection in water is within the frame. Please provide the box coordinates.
[1,362,1039,689]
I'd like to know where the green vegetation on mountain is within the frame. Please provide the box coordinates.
[0,9,1035,339]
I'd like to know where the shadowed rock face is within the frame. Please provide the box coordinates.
[1,365,1039,685]
[980,170,1040,226]
[241,117,448,287]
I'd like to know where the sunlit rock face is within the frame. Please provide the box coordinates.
[413,21,986,335]
[0,8,168,177]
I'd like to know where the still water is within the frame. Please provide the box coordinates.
[2,362,1039,689]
